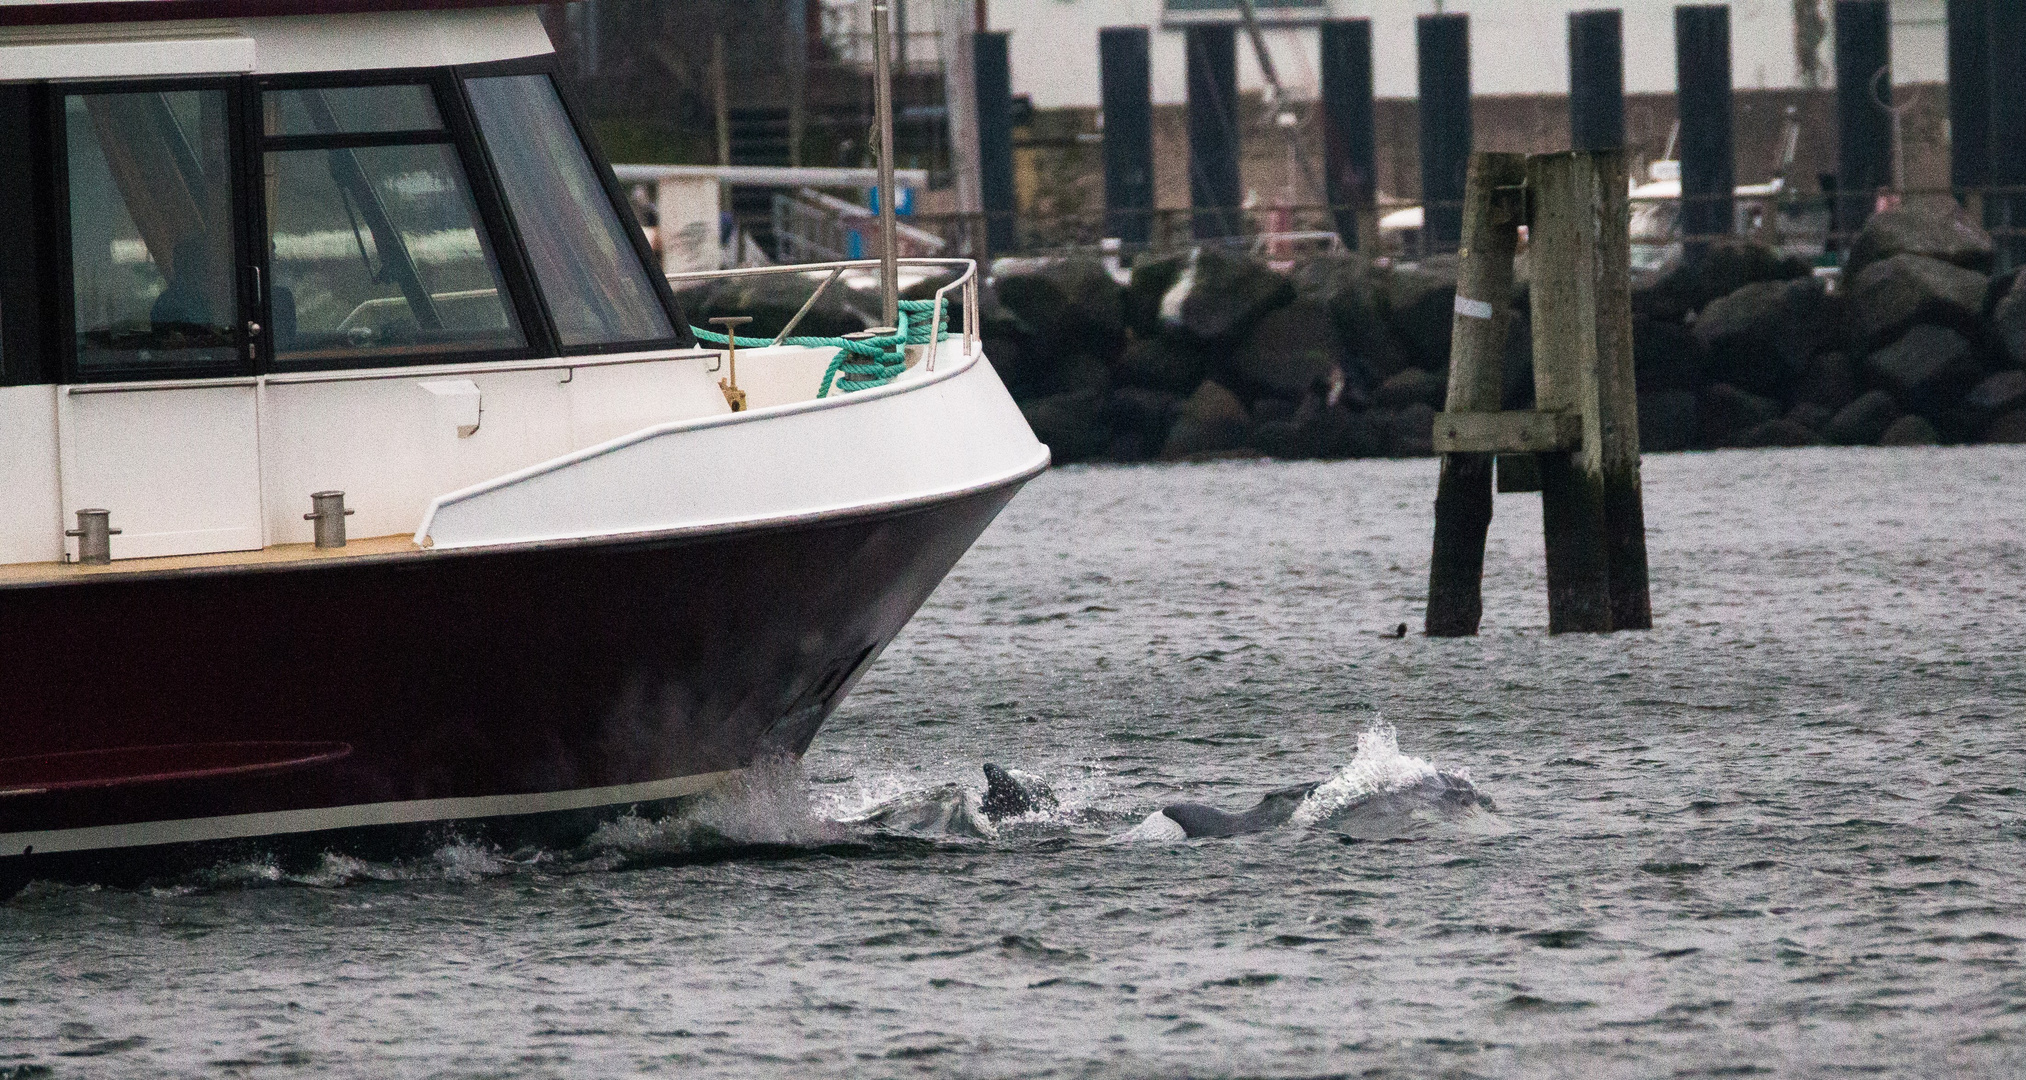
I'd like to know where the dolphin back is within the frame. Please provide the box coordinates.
[981,763,1059,821]
[1161,781,1322,838]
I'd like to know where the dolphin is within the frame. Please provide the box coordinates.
[1153,782,1322,839]
[1127,770,1494,840]
[981,763,1057,821]
[842,765,1062,839]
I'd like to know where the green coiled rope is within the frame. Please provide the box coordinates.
[690,297,951,399]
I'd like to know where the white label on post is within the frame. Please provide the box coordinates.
[1454,295,1495,320]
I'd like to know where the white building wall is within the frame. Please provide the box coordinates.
[986,0,1948,109]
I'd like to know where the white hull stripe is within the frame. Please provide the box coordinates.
[0,770,741,858]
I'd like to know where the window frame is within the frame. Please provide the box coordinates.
[52,74,255,384]
[452,54,695,356]
[36,57,694,385]
[0,82,59,387]
[247,65,550,373]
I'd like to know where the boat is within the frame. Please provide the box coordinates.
[0,0,1046,893]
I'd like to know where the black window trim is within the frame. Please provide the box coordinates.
[452,54,696,356]
[0,82,59,387]
[53,74,254,385]
[250,65,550,373]
[28,57,696,386]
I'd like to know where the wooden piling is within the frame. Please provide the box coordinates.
[1424,148,1650,636]
[1425,152,1527,637]
[1591,149,1652,631]
[1527,149,1648,633]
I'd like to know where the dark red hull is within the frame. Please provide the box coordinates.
[0,477,1026,890]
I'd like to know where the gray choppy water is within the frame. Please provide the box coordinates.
[5,446,2026,1078]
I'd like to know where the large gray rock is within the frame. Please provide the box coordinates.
[1993,274,2026,369]
[1698,383,1781,447]
[1964,370,2026,435]
[1634,314,1706,392]
[1847,253,1989,350]
[1110,333,1210,395]
[1826,389,1902,445]
[1637,390,1700,452]
[1377,402,1437,457]
[1044,352,1113,396]
[1160,380,1251,458]
[1878,415,1940,446]
[1501,311,1536,410]
[1792,351,1859,410]
[1122,253,1187,337]
[1693,278,1842,398]
[1020,389,1112,465]
[1632,240,1812,322]
[1735,417,1827,447]
[1374,367,1447,410]
[1787,402,1836,436]
[1376,258,1459,371]
[1293,253,1411,384]
[1100,387,1183,461]
[1250,392,1383,460]
[1164,247,1296,345]
[1219,299,1349,400]
[1986,409,2026,443]
[1845,202,1995,283]
[993,257,1127,359]
[1863,324,1982,416]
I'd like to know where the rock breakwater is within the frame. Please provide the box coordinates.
[970,202,2026,464]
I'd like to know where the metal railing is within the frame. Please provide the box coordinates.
[665,258,979,372]
[771,188,949,263]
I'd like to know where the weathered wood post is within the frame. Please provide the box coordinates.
[1529,149,1650,632]
[1426,152,1527,637]
[1427,148,1650,635]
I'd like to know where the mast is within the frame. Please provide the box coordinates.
[872,0,900,326]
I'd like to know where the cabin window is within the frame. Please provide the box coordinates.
[261,83,524,365]
[65,90,241,375]
[462,74,673,348]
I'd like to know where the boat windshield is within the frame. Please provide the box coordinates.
[463,73,673,347]
[65,89,240,375]
[262,83,525,364]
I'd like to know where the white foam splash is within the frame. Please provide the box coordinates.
[1112,810,1188,843]
[432,841,510,881]
[586,757,846,855]
[1290,719,1448,828]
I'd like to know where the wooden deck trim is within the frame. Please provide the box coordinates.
[0,534,423,588]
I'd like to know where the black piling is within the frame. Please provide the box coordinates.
[1099,27,1154,246]
[1320,18,1377,250]
[1835,1,1893,234]
[1674,5,1734,252]
[1568,9,1625,152]
[1947,0,1990,210]
[1186,24,1241,240]
[974,30,1017,256]
[1991,0,2026,272]
[1416,14,1471,253]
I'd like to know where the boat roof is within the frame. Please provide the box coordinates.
[0,0,548,76]
[0,0,529,26]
